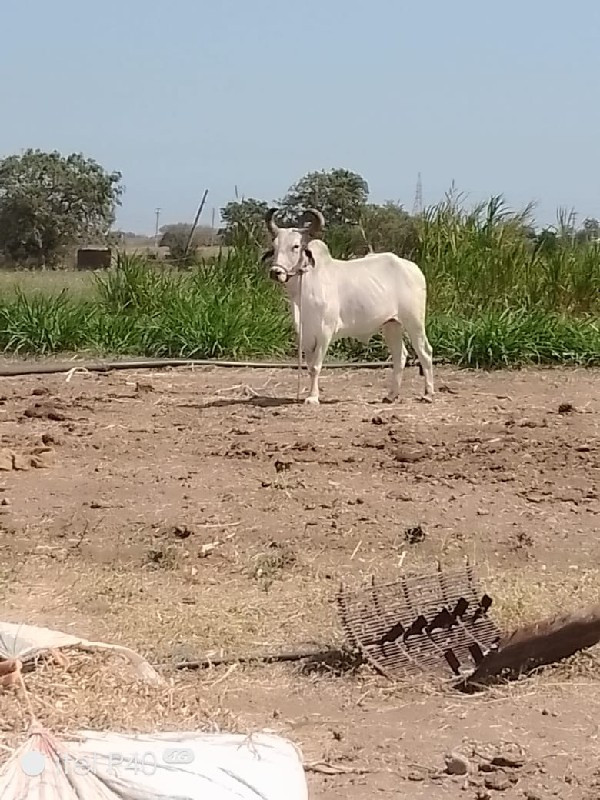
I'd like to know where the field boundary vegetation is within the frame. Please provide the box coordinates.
[0,218,598,368]
[0,156,598,368]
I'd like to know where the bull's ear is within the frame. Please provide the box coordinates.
[261,248,274,263]
[304,247,315,267]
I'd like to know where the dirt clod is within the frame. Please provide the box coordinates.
[170,525,194,540]
[405,524,426,545]
[23,402,66,421]
[31,454,52,469]
[438,384,458,394]
[393,448,424,463]
[490,754,525,769]
[42,432,63,446]
[558,403,575,414]
[12,454,30,471]
[484,771,512,791]
[445,752,470,775]
[135,381,154,393]
[0,449,13,471]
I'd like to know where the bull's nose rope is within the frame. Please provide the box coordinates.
[297,271,304,402]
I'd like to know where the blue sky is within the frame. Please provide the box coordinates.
[2,0,598,233]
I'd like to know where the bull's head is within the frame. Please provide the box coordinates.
[262,208,325,283]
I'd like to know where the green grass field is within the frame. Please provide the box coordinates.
[0,269,95,300]
[0,199,598,368]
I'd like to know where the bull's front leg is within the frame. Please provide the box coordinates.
[304,333,331,405]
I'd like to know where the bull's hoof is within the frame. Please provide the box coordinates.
[418,393,434,404]
[304,396,319,406]
[383,394,400,404]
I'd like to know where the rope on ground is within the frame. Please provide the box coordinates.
[166,647,344,670]
[0,356,428,379]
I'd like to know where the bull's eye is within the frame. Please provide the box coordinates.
[292,244,300,251]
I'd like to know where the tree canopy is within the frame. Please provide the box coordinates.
[159,223,215,258]
[0,149,122,265]
[279,168,369,227]
[219,198,269,246]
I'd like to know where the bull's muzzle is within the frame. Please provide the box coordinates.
[269,266,288,283]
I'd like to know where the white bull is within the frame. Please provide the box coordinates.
[263,208,435,405]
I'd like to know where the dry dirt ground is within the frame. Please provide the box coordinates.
[0,362,599,798]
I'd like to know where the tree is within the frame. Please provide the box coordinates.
[319,202,419,259]
[0,149,122,266]
[577,217,600,244]
[533,227,559,253]
[360,202,419,256]
[280,168,369,227]
[159,223,216,258]
[219,198,269,246]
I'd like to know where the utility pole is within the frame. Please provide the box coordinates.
[183,189,209,258]
[154,207,161,252]
[412,172,423,216]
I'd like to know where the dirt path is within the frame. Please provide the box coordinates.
[0,364,599,798]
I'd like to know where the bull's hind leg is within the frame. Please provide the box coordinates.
[403,314,434,401]
[382,320,408,402]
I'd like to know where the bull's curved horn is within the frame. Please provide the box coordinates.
[301,208,325,237]
[265,208,280,237]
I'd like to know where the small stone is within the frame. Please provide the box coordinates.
[444,752,470,775]
[407,769,426,782]
[484,771,511,791]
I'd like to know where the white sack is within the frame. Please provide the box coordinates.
[0,726,308,800]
